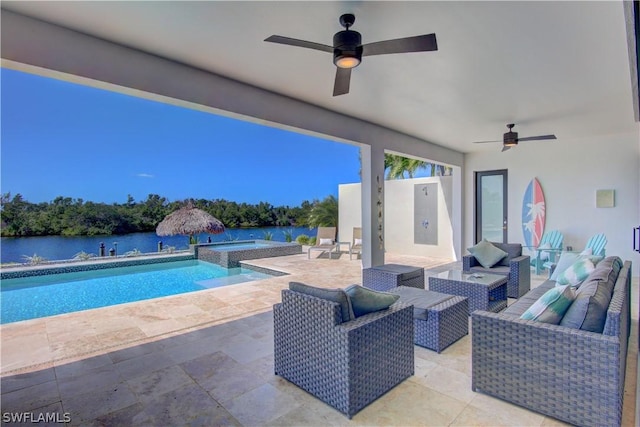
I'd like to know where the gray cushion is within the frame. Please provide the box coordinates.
[504,281,555,316]
[491,242,522,267]
[388,286,453,320]
[583,256,622,293]
[289,282,354,322]
[467,239,508,268]
[344,285,400,318]
[559,279,613,333]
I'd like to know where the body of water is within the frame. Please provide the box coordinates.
[0,227,316,264]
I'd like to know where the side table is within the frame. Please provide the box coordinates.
[363,264,425,291]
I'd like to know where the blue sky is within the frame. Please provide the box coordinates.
[1,68,362,207]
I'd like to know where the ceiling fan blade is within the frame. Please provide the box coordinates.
[519,134,557,142]
[333,67,351,96]
[472,140,502,144]
[362,33,437,57]
[501,145,512,152]
[264,35,333,53]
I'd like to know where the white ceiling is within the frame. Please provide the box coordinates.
[2,1,637,153]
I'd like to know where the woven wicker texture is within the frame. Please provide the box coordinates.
[414,295,468,352]
[429,274,507,314]
[274,290,414,418]
[362,265,425,291]
[463,254,530,298]
[471,260,631,427]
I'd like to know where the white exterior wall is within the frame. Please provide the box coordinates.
[339,176,456,259]
[464,131,640,275]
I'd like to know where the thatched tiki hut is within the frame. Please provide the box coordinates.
[156,203,225,244]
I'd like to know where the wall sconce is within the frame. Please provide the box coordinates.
[596,189,615,208]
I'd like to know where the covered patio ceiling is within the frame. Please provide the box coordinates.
[2,1,638,154]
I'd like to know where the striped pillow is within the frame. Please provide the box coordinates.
[556,258,595,287]
[520,285,576,324]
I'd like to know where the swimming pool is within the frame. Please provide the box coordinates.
[0,260,275,324]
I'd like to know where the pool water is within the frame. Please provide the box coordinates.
[0,260,274,324]
[211,243,271,251]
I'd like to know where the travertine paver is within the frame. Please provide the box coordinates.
[0,252,637,426]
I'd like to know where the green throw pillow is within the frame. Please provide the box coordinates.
[344,285,400,317]
[520,285,576,324]
[467,239,508,268]
[556,258,595,286]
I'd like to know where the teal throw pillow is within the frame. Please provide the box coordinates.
[344,285,400,317]
[520,285,576,324]
[556,258,595,287]
[467,239,508,268]
[289,282,354,322]
[549,252,583,281]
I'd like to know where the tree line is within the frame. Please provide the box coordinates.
[0,193,336,237]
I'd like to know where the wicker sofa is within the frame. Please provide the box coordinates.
[463,242,530,298]
[273,287,414,418]
[471,257,632,427]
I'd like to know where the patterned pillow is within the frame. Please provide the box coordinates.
[549,252,583,281]
[520,285,576,324]
[556,258,595,286]
[344,285,400,318]
[467,239,508,268]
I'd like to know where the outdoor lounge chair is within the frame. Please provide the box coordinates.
[308,226,339,259]
[528,230,563,275]
[543,233,607,274]
[349,227,362,260]
[273,285,414,418]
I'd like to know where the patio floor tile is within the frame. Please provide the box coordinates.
[0,252,636,426]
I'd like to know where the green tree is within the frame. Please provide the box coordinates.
[307,195,338,228]
[385,154,428,179]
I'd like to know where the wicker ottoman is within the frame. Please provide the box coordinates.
[389,286,469,353]
[363,264,425,291]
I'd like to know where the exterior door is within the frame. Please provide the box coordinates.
[475,170,508,243]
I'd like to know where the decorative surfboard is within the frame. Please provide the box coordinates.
[521,178,546,247]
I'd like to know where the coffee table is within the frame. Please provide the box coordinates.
[389,286,468,353]
[428,270,507,314]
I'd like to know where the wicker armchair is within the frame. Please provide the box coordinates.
[274,289,414,418]
[463,242,530,298]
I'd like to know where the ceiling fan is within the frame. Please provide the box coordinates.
[264,14,438,96]
[473,124,557,152]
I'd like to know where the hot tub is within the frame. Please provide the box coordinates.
[195,240,302,268]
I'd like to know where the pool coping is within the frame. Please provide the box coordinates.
[0,253,198,280]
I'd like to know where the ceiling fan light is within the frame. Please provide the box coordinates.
[503,131,518,146]
[335,55,360,68]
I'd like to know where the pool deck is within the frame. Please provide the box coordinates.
[1,252,637,426]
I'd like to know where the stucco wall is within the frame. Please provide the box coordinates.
[464,131,640,274]
[339,176,456,259]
